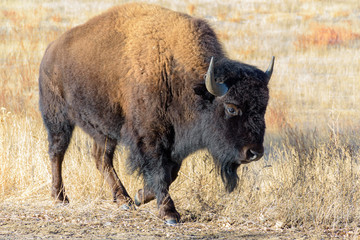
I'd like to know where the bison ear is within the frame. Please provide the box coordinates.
[193,83,215,102]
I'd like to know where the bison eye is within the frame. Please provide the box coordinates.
[224,103,242,117]
[227,107,236,114]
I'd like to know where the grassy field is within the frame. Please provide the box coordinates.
[1,0,360,239]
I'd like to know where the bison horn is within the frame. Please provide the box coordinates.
[205,57,228,97]
[265,56,275,81]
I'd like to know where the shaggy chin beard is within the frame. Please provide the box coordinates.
[220,161,240,193]
[209,145,241,193]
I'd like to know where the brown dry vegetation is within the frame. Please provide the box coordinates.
[1,0,360,239]
[295,23,360,50]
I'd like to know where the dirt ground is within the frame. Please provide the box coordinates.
[0,200,334,240]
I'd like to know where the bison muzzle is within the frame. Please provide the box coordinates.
[39,3,274,224]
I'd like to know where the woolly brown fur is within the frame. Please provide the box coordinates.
[39,3,272,222]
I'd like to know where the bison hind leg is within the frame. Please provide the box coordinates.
[92,140,134,209]
[41,103,74,204]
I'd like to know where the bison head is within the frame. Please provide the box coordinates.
[197,57,274,192]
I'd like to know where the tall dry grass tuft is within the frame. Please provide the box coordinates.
[0,109,49,200]
[273,127,359,229]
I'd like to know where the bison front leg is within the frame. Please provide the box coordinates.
[135,162,180,207]
[143,161,181,224]
[158,192,180,225]
[92,141,134,210]
[134,187,155,206]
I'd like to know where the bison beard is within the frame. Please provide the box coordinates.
[221,160,241,193]
[39,3,274,225]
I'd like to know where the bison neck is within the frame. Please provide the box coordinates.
[171,116,209,163]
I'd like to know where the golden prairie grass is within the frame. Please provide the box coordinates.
[1,0,360,238]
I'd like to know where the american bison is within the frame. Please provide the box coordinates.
[39,3,274,224]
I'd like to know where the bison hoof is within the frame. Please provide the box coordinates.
[120,203,131,210]
[54,199,69,206]
[165,218,179,226]
[134,193,141,207]
[119,202,136,211]
[53,194,69,205]
[160,208,181,225]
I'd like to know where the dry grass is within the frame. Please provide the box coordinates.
[1,0,360,238]
[295,23,360,50]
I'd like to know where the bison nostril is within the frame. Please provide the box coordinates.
[249,150,258,160]
[247,149,263,161]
